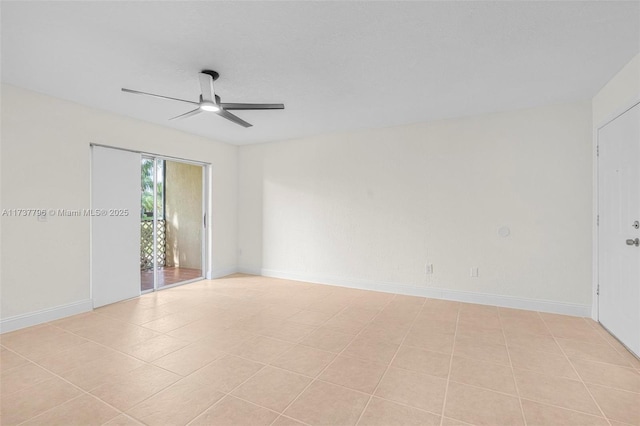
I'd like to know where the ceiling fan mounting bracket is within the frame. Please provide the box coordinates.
[201,70,219,81]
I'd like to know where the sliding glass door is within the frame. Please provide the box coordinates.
[140,156,204,292]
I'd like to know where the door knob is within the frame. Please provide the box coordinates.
[626,238,640,247]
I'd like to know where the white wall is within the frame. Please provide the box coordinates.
[239,101,593,314]
[2,75,615,327]
[1,84,238,324]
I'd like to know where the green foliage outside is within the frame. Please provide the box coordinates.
[141,158,164,220]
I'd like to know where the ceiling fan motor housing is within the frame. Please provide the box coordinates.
[201,70,219,81]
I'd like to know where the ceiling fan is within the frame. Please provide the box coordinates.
[121,70,284,128]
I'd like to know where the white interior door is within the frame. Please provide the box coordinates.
[91,146,141,308]
[598,102,640,357]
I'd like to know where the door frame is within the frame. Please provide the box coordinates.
[593,97,640,321]
[91,143,211,294]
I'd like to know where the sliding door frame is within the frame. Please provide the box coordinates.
[140,154,162,294]
[91,144,210,294]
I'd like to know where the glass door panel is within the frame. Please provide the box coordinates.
[140,156,203,292]
[140,157,165,292]
[162,160,203,288]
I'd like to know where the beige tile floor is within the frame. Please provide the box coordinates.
[1,275,639,426]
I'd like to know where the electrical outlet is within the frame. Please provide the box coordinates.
[470,267,479,277]
[425,263,433,275]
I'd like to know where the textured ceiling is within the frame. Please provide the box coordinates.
[1,1,639,145]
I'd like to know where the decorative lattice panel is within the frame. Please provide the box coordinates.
[140,219,166,270]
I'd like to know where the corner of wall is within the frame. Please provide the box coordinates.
[592,53,640,128]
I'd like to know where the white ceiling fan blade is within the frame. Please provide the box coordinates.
[199,73,216,103]
[121,88,199,106]
[169,108,202,121]
[216,109,252,127]
[219,103,284,110]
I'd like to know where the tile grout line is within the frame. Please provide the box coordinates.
[184,291,358,426]
[0,343,136,423]
[441,377,633,416]
[544,335,639,374]
[179,294,356,426]
[441,418,475,426]
[194,393,286,426]
[10,394,85,426]
[227,339,453,415]
[166,332,312,422]
[274,414,314,426]
[517,397,632,422]
[556,316,637,367]
[551,350,640,370]
[3,344,130,426]
[438,305,461,426]
[229,352,447,420]
[180,380,262,426]
[498,309,528,426]
[261,341,567,402]
[353,296,428,426]
[252,335,636,403]
[584,317,640,368]
[149,286,384,424]
[370,337,638,422]
[46,314,199,367]
[43,321,200,395]
[12,393,123,426]
[268,295,400,426]
[537,312,612,426]
[64,288,339,353]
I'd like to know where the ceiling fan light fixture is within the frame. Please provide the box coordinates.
[200,102,219,112]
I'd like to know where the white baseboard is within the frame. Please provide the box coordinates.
[237,266,262,276]
[259,268,591,317]
[1,299,93,334]
[0,270,590,334]
[209,267,240,279]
